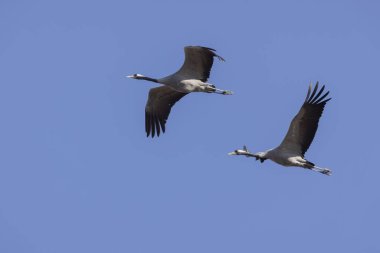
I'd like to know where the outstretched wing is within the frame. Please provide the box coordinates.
[145,86,188,138]
[175,46,225,82]
[278,82,331,156]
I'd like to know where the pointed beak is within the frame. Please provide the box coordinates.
[228,151,237,155]
[126,75,134,78]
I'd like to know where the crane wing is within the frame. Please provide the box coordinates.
[145,86,188,137]
[175,46,225,82]
[278,83,331,156]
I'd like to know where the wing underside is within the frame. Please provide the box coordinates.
[278,82,331,156]
[145,86,187,137]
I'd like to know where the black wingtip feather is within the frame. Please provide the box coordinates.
[198,46,225,61]
[145,112,151,137]
[216,54,225,62]
[159,118,166,133]
[314,91,330,104]
[154,116,161,137]
[310,85,326,104]
[308,82,319,103]
[150,115,155,138]
[200,46,216,52]
[305,84,312,102]
[318,96,332,105]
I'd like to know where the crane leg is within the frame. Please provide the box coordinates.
[203,83,233,95]
[218,88,234,95]
[309,166,332,176]
[210,86,233,95]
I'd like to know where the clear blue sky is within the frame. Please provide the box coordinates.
[1,0,379,252]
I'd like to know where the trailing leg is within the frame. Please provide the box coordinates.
[308,166,332,176]
[205,85,233,95]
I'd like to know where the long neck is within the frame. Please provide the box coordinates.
[239,151,267,163]
[237,150,261,159]
[245,152,260,158]
[139,76,159,83]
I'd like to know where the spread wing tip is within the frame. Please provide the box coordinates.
[185,45,225,61]
[201,46,225,61]
[305,82,331,105]
[145,119,164,138]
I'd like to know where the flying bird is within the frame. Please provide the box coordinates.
[228,83,332,175]
[127,46,233,137]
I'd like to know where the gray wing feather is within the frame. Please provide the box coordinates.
[278,82,331,156]
[145,86,187,137]
[175,46,225,82]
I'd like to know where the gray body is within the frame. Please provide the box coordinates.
[158,77,212,93]
[265,148,307,167]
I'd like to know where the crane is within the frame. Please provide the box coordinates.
[228,83,332,175]
[127,46,232,137]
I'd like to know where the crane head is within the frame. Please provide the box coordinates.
[228,145,252,157]
[228,146,267,162]
[126,73,145,79]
